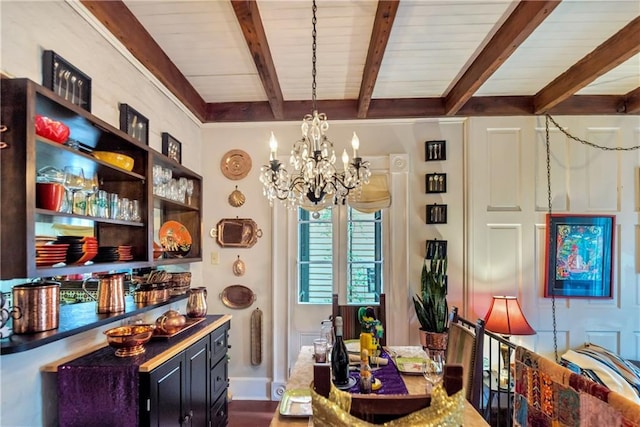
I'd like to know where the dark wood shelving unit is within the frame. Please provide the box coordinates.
[0,78,203,280]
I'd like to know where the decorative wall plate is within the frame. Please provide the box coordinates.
[159,220,192,257]
[220,149,251,180]
[220,284,256,309]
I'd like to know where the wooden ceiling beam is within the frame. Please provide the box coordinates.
[534,16,640,114]
[80,0,207,122]
[231,0,284,120]
[623,87,640,114]
[443,1,561,116]
[357,1,399,119]
[205,94,631,122]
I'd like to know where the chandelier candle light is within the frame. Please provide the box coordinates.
[260,0,370,209]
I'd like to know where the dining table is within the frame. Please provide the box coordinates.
[269,345,490,426]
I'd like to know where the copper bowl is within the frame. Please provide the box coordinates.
[104,324,155,357]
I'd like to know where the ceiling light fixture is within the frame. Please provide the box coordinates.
[260,0,370,209]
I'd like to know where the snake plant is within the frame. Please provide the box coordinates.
[413,254,448,333]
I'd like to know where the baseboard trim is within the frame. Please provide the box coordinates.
[229,376,272,400]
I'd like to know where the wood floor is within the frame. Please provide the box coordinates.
[227,400,281,427]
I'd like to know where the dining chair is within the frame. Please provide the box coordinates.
[313,363,464,423]
[445,308,485,411]
[332,293,386,346]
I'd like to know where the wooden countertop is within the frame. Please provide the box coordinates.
[41,314,231,372]
[270,346,490,426]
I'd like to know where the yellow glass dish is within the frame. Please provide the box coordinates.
[93,151,134,171]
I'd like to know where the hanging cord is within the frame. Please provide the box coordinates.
[544,114,640,363]
[311,0,318,112]
[545,116,559,363]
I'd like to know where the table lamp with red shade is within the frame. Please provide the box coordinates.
[484,296,536,381]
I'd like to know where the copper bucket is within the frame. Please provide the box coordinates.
[11,280,60,334]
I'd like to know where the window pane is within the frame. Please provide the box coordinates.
[298,208,333,303]
[347,209,382,304]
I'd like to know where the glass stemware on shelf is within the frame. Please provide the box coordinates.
[63,166,84,214]
[152,165,195,204]
[422,350,444,394]
[82,172,99,216]
[185,179,194,205]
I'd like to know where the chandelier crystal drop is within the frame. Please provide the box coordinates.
[260,0,370,209]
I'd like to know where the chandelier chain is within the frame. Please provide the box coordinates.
[545,115,559,363]
[545,114,640,151]
[311,0,317,111]
[259,0,370,209]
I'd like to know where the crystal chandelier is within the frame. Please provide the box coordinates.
[260,0,370,209]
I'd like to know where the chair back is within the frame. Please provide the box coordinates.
[332,294,386,346]
[445,309,485,411]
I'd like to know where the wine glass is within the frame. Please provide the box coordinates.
[63,166,84,214]
[82,172,99,216]
[185,180,194,205]
[422,351,444,393]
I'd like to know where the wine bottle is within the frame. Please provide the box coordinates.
[331,316,350,386]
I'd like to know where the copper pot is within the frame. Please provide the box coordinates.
[11,279,60,334]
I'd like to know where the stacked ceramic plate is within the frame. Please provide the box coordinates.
[36,238,70,267]
[118,245,133,261]
[93,246,120,263]
[55,236,98,265]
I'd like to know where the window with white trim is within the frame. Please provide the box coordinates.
[298,206,383,304]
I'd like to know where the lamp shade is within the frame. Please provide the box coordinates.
[484,296,535,336]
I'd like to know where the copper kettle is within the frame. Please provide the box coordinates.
[83,273,126,313]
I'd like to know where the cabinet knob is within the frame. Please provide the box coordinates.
[227,344,232,349]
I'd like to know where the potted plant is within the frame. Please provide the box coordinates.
[413,254,448,356]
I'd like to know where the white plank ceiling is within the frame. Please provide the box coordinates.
[110,0,639,121]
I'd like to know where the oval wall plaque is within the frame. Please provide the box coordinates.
[220,284,256,309]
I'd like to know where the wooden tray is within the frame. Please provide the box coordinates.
[151,317,204,339]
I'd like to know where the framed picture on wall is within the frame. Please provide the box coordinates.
[544,214,615,298]
[119,103,149,145]
[162,132,182,164]
[425,239,447,259]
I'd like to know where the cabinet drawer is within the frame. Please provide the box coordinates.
[210,323,229,367]
[211,356,228,400]
[210,390,228,426]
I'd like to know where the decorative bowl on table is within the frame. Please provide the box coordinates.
[104,324,155,357]
[92,151,135,171]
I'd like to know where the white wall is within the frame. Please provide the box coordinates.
[467,116,640,361]
[0,2,202,426]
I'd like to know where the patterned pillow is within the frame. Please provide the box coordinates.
[561,343,640,404]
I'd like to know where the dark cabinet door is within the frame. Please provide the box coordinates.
[185,336,209,427]
[147,353,186,427]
